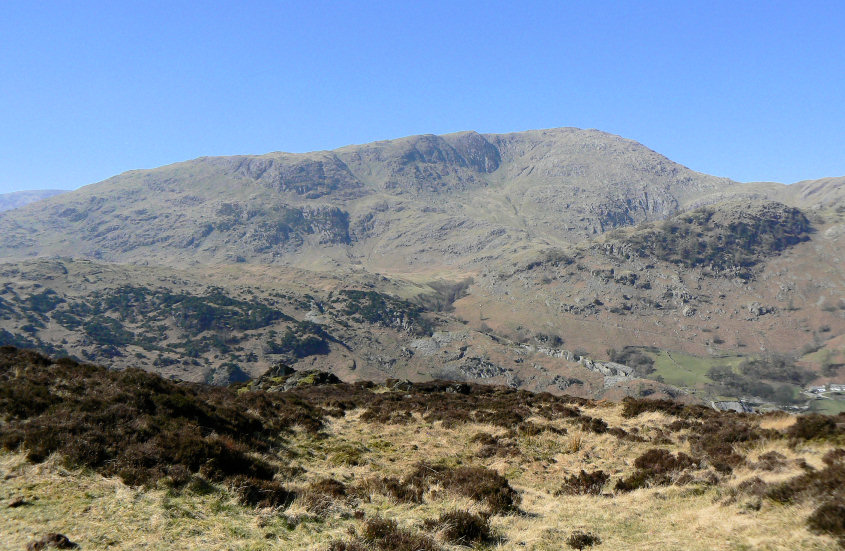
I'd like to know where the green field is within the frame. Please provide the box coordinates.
[649,349,745,388]
[809,396,845,414]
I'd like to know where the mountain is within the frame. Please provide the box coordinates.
[0,128,843,412]
[0,128,743,270]
[0,189,68,212]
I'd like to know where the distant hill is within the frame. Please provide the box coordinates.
[790,176,845,208]
[0,189,68,212]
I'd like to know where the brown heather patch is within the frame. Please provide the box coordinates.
[357,516,440,551]
[615,448,699,492]
[555,470,610,496]
[0,347,314,504]
[422,510,495,545]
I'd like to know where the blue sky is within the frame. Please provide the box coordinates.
[1,1,844,193]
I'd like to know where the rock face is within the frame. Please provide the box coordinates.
[0,128,751,270]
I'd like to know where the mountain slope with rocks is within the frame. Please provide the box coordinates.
[0,128,747,271]
[0,128,843,412]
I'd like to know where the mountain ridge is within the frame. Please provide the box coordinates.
[0,127,763,271]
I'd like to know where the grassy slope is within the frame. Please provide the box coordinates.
[651,350,746,388]
[2,434,835,551]
[2,348,844,550]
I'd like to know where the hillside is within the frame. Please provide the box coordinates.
[789,176,845,209]
[2,347,844,550]
[455,200,845,409]
[0,257,684,401]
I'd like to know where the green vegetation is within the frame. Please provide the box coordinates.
[645,348,813,405]
[93,285,293,332]
[337,289,433,335]
[706,356,814,403]
[616,202,811,277]
[82,315,135,346]
[608,346,655,377]
[266,321,331,358]
[414,278,473,312]
[649,349,745,388]
[26,289,64,314]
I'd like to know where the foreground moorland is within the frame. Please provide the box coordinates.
[2,347,844,550]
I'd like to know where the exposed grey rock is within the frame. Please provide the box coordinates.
[409,338,439,356]
[457,357,509,379]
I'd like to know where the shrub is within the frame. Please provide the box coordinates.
[556,470,610,496]
[302,478,348,514]
[423,511,493,545]
[610,202,811,274]
[765,458,845,506]
[823,448,845,467]
[739,356,814,386]
[754,451,788,472]
[689,417,772,473]
[621,397,701,419]
[471,432,518,458]
[327,541,368,551]
[616,449,697,492]
[231,476,295,508]
[788,414,840,441]
[355,476,423,504]
[634,448,697,474]
[578,415,608,434]
[404,463,520,514]
[360,517,440,551]
[567,530,601,549]
[25,533,79,550]
[807,502,845,542]
[735,476,767,497]
[608,346,655,377]
[0,346,323,493]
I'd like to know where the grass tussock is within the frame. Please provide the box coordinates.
[356,462,520,514]
[566,530,602,549]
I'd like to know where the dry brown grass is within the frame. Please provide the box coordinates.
[760,413,799,431]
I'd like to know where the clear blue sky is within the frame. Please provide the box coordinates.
[2,1,844,194]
